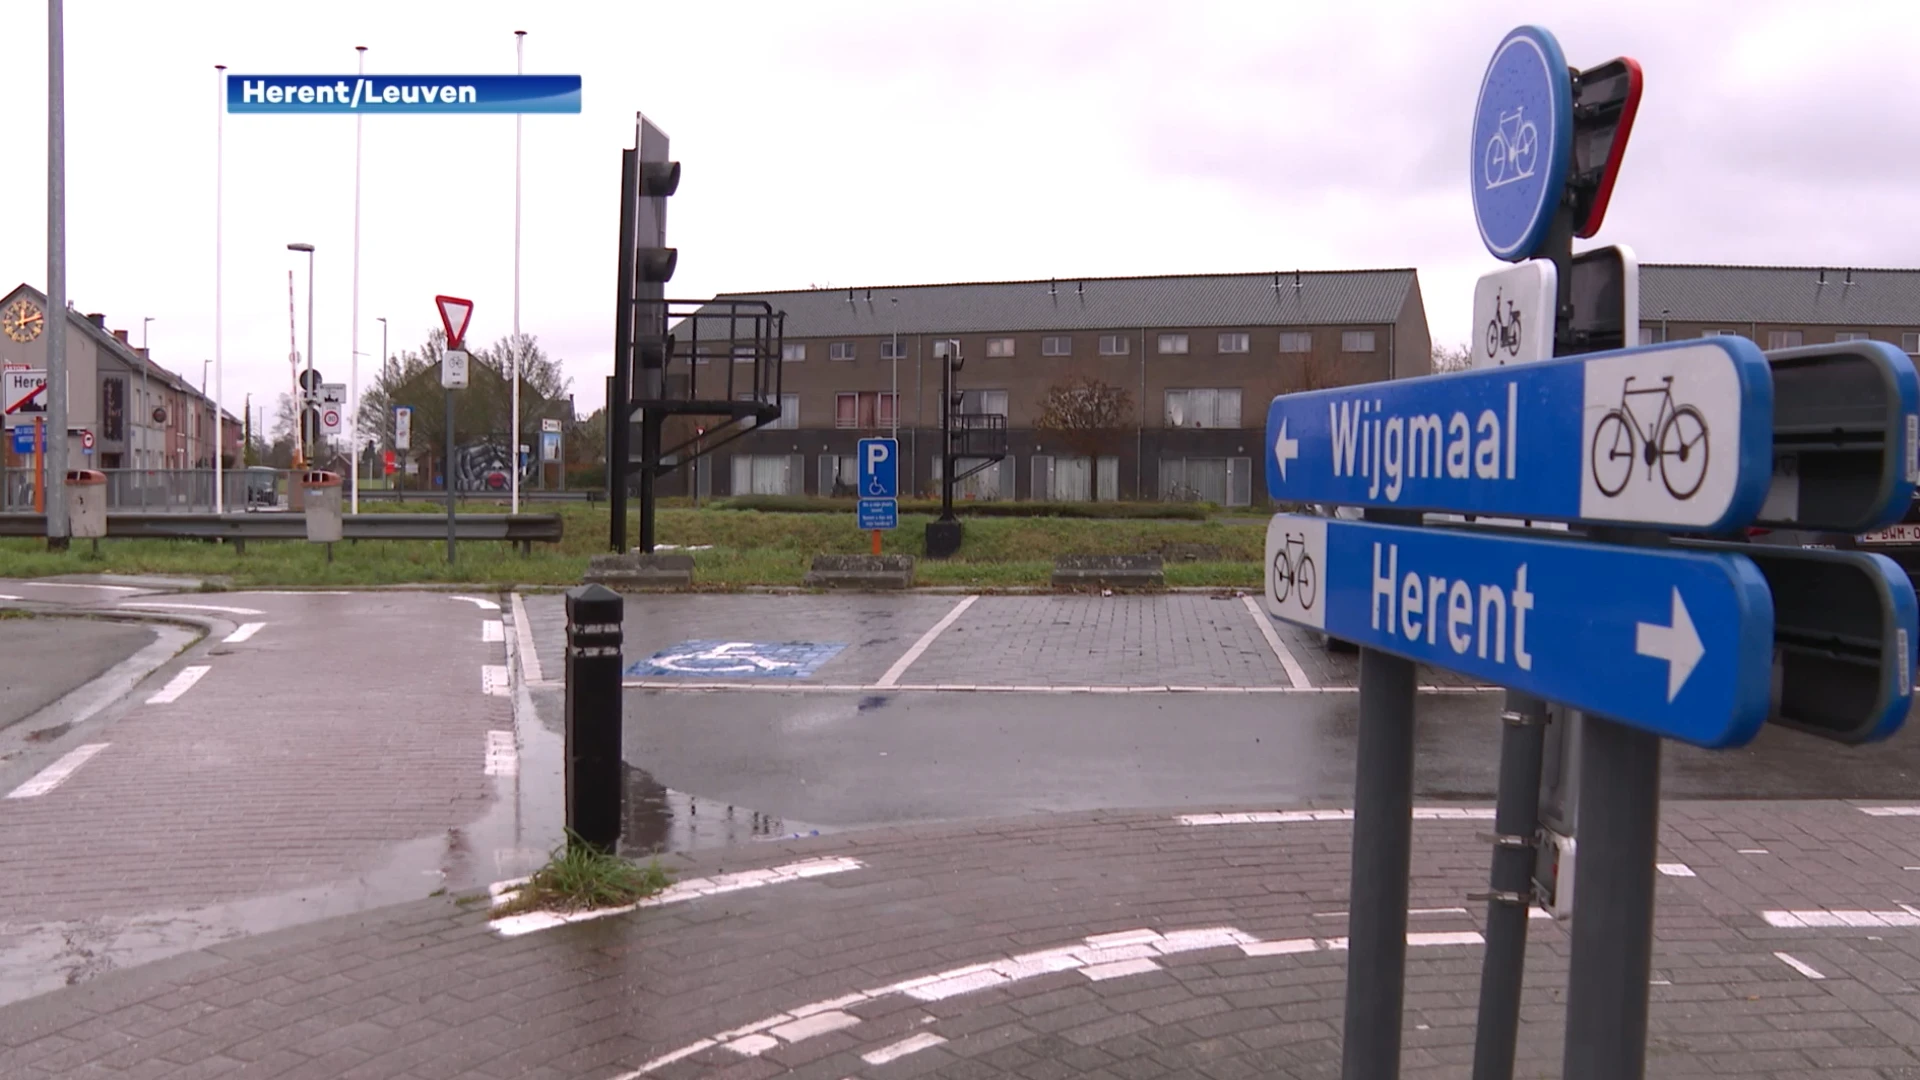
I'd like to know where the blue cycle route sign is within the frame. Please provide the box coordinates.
[1472,25,1574,261]
[1263,515,1775,748]
[1264,338,1774,532]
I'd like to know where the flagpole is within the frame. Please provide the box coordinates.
[349,45,366,512]
[510,29,526,513]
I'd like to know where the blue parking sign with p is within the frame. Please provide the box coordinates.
[858,438,898,499]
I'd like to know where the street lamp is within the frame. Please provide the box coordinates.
[288,242,314,465]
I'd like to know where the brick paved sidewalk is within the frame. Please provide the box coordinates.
[8,798,1920,1079]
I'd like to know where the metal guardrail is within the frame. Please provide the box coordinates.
[0,512,564,554]
[354,488,599,502]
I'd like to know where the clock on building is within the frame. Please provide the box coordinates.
[2,299,43,343]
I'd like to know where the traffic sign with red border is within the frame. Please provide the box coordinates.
[435,295,474,350]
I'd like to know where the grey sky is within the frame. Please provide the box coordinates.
[1,0,1916,426]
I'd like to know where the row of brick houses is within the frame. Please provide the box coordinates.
[665,264,1920,507]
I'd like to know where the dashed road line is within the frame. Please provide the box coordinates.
[613,923,1484,1077]
[146,665,210,705]
[1774,952,1827,980]
[1180,807,1495,826]
[120,601,264,616]
[490,855,863,938]
[1656,862,1696,877]
[483,619,505,643]
[1242,595,1311,688]
[481,665,510,697]
[1859,806,1920,817]
[509,592,543,683]
[875,595,978,688]
[21,581,141,591]
[222,622,265,644]
[450,595,501,610]
[862,1032,946,1066]
[484,730,517,776]
[1764,908,1920,928]
[1738,848,1768,855]
[6,743,110,798]
[0,594,21,601]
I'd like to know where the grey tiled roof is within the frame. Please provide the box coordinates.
[709,270,1418,338]
[1641,264,1920,326]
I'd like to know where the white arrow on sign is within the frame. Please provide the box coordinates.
[1636,587,1705,702]
[1273,419,1299,482]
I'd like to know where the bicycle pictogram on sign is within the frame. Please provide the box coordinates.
[1271,531,1318,610]
[1483,107,1539,190]
[1590,375,1711,500]
[1485,287,1523,359]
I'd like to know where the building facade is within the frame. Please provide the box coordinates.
[1637,264,1920,356]
[687,270,1431,506]
[0,284,239,473]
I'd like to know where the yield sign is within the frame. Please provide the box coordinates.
[435,295,474,350]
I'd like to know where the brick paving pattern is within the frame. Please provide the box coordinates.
[9,798,1920,1078]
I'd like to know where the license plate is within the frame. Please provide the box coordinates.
[1861,523,1920,544]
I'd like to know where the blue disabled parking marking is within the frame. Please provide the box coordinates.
[628,640,847,679]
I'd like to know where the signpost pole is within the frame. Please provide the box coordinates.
[32,417,44,514]
[445,386,456,564]
[1562,716,1662,1080]
[1341,510,1420,1080]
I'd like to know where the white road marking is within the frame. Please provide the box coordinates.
[22,581,142,591]
[0,595,21,601]
[490,855,863,937]
[510,592,544,684]
[1774,952,1826,980]
[146,665,210,704]
[222,622,265,643]
[5,743,109,798]
[482,665,511,697]
[245,590,353,596]
[484,730,517,777]
[1656,862,1696,877]
[450,595,501,610]
[875,595,978,687]
[1738,849,1768,855]
[1180,807,1495,826]
[483,619,505,643]
[620,680,1501,695]
[862,1032,947,1066]
[1764,909,1920,928]
[609,923,1482,1078]
[1242,595,1311,688]
[1859,806,1920,816]
[120,601,265,616]
[1314,906,1470,919]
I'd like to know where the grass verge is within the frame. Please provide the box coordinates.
[492,836,673,916]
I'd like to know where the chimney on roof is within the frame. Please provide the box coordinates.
[1271,272,1280,294]
[1845,268,1855,286]
[112,329,128,343]
[865,288,872,303]
[1293,270,1302,290]
[86,312,104,327]
[136,347,148,358]
[846,289,855,306]
[1048,278,1057,297]
[1817,268,1827,286]
[1076,281,1084,297]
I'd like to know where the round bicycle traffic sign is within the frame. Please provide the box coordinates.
[1471,25,1573,261]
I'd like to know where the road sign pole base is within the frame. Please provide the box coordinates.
[1472,691,1549,1080]
[926,519,962,559]
[1342,644,1417,1080]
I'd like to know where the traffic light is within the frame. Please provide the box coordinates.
[635,118,679,288]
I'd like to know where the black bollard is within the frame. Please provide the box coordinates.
[564,583,625,853]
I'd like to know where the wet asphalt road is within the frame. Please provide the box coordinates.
[0,615,157,732]
[622,689,1920,830]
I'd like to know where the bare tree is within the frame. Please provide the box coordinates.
[1034,375,1133,500]
[1431,342,1475,373]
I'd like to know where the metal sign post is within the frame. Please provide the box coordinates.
[436,295,473,565]
[858,437,898,555]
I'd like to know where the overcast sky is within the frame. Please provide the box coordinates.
[3,0,1918,430]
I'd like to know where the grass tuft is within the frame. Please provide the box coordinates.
[492,834,672,916]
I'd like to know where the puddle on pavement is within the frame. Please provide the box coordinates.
[618,761,829,855]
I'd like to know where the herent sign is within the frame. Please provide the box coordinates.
[1265,338,1774,531]
[226,75,582,114]
[1263,514,1775,747]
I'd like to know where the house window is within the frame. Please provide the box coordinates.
[959,389,1008,417]
[1277,332,1312,353]
[935,456,1014,502]
[829,341,857,361]
[1098,334,1130,356]
[1218,332,1250,354]
[1765,330,1804,350]
[879,339,907,360]
[730,454,802,496]
[1341,330,1376,353]
[1158,457,1252,506]
[1835,331,1871,342]
[1904,333,1919,355]
[1041,336,1072,357]
[1702,329,1739,337]
[987,337,1016,358]
[1028,455,1116,503]
[781,343,806,362]
[1637,327,1660,346]
[1164,388,1243,429]
[1157,333,1189,355]
[834,391,898,429]
[732,344,755,363]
